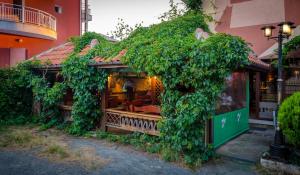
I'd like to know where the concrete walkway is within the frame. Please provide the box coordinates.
[216,127,274,163]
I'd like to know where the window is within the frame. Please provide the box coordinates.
[216,72,247,114]
[55,5,63,14]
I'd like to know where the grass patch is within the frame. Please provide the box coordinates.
[0,126,41,148]
[0,126,108,170]
[43,144,70,159]
[86,130,162,154]
[74,147,108,170]
[86,130,218,168]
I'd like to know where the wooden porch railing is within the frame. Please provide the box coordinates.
[105,109,161,136]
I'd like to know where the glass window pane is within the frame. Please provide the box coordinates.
[216,72,247,114]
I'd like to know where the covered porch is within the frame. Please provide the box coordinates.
[101,72,163,136]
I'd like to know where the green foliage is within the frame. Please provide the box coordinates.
[20,33,109,135]
[90,131,162,154]
[283,35,300,58]
[182,0,203,11]
[87,11,250,166]
[158,0,186,22]
[70,32,112,53]
[0,61,39,125]
[278,92,300,148]
[1,9,250,166]
[269,35,300,68]
[32,77,67,125]
[108,18,143,40]
[62,53,108,135]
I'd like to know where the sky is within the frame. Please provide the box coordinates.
[89,0,183,35]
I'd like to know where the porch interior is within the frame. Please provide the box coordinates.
[102,72,164,136]
[106,72,163,116]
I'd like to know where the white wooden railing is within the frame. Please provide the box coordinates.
[0,2,56,31]
[105,109,161,136]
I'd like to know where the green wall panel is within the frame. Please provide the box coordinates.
[213,108,249,148]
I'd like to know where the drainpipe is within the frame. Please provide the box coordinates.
[85,0,88,33]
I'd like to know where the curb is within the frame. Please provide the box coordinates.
[260,157,300,175]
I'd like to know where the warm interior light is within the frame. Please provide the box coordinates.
[108,75,112,85]
[15,38,23,43]
[282,23,292,35]
[295,70,299,79]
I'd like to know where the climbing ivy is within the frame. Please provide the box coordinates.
[271,35,300,68]
[108,18,144,40]
[158,0,186,22]
[283,35,300,58]
[29,49,108,134]
[182,0,203,11]
[70,32,113,53]
[31,76,67,125]
[61,52,108,135]
[38,10,249,165]
[76,11,250,165]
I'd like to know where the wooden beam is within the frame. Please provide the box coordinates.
[100,81,109,131]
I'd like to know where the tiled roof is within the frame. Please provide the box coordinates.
[32,42,124,66]
[248,55,270,70]
[33,42,74,65]
[32,42,270,70]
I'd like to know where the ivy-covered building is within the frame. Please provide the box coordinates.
[2,0,299,166]
[23,10,276,165]
[32,36,269,147]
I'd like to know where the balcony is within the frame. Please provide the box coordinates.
[0,2,57,40]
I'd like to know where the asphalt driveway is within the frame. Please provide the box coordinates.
[0,128,270,175]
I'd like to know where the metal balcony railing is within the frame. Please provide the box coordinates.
[0,2,56,31]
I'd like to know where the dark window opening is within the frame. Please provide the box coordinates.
[55,5,63,14]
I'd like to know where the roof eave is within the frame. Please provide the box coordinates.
[32,62,128,71]
[244,64,270,72]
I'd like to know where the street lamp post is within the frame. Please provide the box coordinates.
[261,22,296,160]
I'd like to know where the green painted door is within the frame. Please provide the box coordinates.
[213,73,250,148]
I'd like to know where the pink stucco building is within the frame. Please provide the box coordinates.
[203,0,300,121]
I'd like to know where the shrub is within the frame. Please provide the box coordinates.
[0,61,38,125]
[278,92,300,148]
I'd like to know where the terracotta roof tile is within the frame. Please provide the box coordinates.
[32,42,75,65]
[79,45,91,56]
[248,55,270,69]
[32,41,269,70]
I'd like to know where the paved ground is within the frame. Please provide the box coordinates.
[0,127,273,175]
[217,127,274,163]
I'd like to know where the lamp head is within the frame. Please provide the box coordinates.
[279,22,295,36]
[261,26,275,38]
